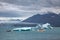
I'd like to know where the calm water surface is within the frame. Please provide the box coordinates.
[0,26,60,40]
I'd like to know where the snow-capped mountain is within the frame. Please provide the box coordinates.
[23,12,60,27]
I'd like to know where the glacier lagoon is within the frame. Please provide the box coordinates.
[0,26,60,40]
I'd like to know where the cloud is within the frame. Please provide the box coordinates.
[0,0,60,18]
[0,2,60,13]
[0,0,60,7]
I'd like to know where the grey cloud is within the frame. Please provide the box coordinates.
[0,11,23,17]
[0,10,35,17]
[0,0,60,7]
[0,0,60,17]
[0,0,60,10]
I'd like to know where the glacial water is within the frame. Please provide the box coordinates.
[0,26,60,40]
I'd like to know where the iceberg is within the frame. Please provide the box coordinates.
[6,23,53,32]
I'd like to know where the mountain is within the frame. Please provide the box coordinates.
[9,19,21,21]
[23,12,60,27]
[0,19,21,23]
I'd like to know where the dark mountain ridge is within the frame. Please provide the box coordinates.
[23,12,60,27]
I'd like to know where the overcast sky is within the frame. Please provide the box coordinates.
[0,0,60,19]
